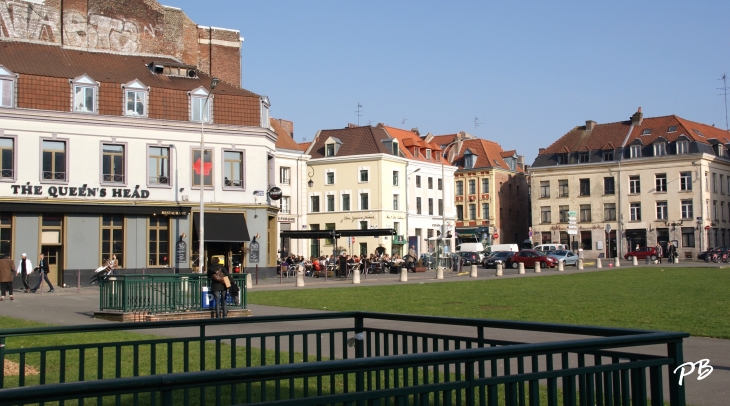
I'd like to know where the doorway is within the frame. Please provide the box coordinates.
[41,246,62,286]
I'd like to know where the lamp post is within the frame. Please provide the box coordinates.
[198,77,219,273]
[440,140,461,268]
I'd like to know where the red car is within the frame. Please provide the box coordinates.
[624,247,657,261]
[510,249,559,269]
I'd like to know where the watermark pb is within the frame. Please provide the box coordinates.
[673,359,713,386]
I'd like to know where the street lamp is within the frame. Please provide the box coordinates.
[198,77,219,273]
[440,139,461,269]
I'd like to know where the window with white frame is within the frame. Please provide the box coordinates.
[148,146,170,186]
[558,180,568,197]
[327,194,335,212]
[223,151,243,188]
[629,175,640,194]
[280,167,290,184]
[260,96,270,128]
[680,172,692,191]
[359,169,369,182]
[580,204,591,222]
[393,194,399,210]
[540,206,551,223]
[656,201,668,220]
[360,192,369,210]
[310,195,320,212]
[392,170,399,186]
[325,144,335,157]
[342,193,351,211]
[655,173,667,192]
[42,140,67,182]
[416,197,422,214]
[539,181,550,198]
[192,148,213,187]
[653,142,667,156]
[676,140,688,154]
[190,88,212,123]
[280,196,291,214]
[71,74,98,113]
[0,137,14,179]
[102,144,125,183]
[630,202,641,221]
[426,149,432,159]
[0,65,16,108]
[326,171,335,185]
[123,80,148,117]
[630,145,641,158]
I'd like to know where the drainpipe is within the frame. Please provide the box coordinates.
[617,124,635,258]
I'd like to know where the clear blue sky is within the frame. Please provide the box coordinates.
[166,0,730,164]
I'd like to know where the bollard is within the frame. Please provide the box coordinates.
[577,259,584,270]
[295,269,305,287]
[400,268,408,282]
[436,266,444,279]
[496,263,503,276]
[77,270,81,293]
[633,257,638,266]
[518,262,525,274]
[353,268,361,284]
[645,256,650,265]
[596,258,602,268]
[470,265,478,278]
[557,261,564,272]
[534,262,541,273]
[615,257,621,267]
[245,273,253,290]
[255,264,259,285]
[674,257,679,264]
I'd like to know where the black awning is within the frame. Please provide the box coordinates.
[0,202,190,216]
[281,230,339,240]
[339,228,396,237]
[193,212,251,242]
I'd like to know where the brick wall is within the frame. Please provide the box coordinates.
[98,82,122,116]
[494,171,530,244]
[17,75,69,112]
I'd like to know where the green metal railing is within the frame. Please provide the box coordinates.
[0,312,688,406]
[98,273,248,313]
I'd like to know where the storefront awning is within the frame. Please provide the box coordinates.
[193,212,251,242]
[0,202,190,216]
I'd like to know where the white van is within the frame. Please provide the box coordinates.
[484,244,519,253]
[533,244,568,253]
[455,243,485,253]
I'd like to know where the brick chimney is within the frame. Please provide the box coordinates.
[631,107,643,126]
[538,148,546,155]
[586,120,597,131]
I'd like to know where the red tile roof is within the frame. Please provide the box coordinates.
[271,118,302,151]
[449,139,524,172]
[379,124,451,165]
[305,125,393,158]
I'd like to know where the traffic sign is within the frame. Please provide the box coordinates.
[705,225,711,230]
[567,230,578,235]
[493,233,499,239]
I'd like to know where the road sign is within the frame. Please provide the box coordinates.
[705,225,711,230]
[605,224,611,233]
[493,233,499,239]
[567,230,578,235]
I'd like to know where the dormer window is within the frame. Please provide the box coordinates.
[715,144,725,157]
[426,149,432,159]
[693,129,704,137]
[189,87,212,123]
[260,96,270,128]
[0,65,17,108]
[326,144,335,157]
[70,74,98,114]
[641,129,652,136]
[653,142,667,156]
[391,140,399,156]
[676,140,689,154]
[630,145,642,158]
[668,126,677,133]
[603,150,614,161]
[556,154,567,165]
[579,152,589,163]
[122,80,148,117]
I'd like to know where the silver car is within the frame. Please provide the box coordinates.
[548,250,579,266]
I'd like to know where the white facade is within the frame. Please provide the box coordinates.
[274,148,310,257]
[405,160,457,254]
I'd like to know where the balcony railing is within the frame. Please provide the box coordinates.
[148,175,170,185]
[0,169,13,178]
[42,171,66,181]
[103,174,125,183]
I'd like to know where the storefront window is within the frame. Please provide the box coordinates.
[192,148,213,187]
[0,214,10,258]
[148,216,169,266]
[101,214,123,267]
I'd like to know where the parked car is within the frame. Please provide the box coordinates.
[624,247,657,261]
[533,244,568,253]
[482,251,515,268]
[510,250,558,269]
[698,248,716,262]
[548,250,579,266]
[458,251,481,266]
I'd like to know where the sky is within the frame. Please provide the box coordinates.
[165,0,730,164]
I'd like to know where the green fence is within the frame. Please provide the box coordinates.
[0,312,688,406]
[98,273,248,313]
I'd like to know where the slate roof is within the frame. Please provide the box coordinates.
[0,41,257,97]
[305,125,393,158]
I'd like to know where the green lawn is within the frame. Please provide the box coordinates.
[249,267,730,339]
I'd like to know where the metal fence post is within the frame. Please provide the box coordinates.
[354,313,365,399]
[255,264,259,285]
[667,341,686,406]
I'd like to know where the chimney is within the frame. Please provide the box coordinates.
[538,148,546,155]
[347,123,359,128]
[631,107,643,126]
[517,155,525,167]
[586,120,597,131]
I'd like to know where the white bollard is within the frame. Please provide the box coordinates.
[470,265,478,278]
[615,257,621,267]
[295,270,305,287]
[534,262,541,273]
[674,257,679,264]
[518,262,525,274]
[352,268,361,284]
[632,257,638,266]
[577,259,584,270]
[400,268,408,282]
[436,267,444,279]
[557,261,564,272]
[596,258,602,268]
[245,273,253,290]
[496,263,503,276]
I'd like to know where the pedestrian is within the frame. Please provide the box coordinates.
[206,257,229,318]
[668,241,677,263]
[655,242,663,264]
[110,254,119,274]
[0,253,16,301]
[17,253,33,292]
[31,253,54,293]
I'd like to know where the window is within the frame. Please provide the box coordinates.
[327,195,335,211]
[428,177,433,189]
[428,198,434,215]
[342,194,350,211]
[416,175,421,188]
[393,194,399,210]
[676,141,688,154]
[655,174,667,192]
[360,193,369,210]
[682,227,695,247]
[713,200,718,220]
[148,216,169,266]
[456,181,464,196]
[723,201,726,221]
[0,214,10,258]
[393,171,399,186]
[558,180,569,197]
[721,175,725,194]
[325,223,335,245]
[642,129,652,136]
[438,199,444,216]
[579,152,589,163]
[629,176,640,194]
[713,173,717,192]
[326,171,335,185]
[191,90,212,123]
[482,178,489,193]
[559,206,569,223]
[147,146,170,186]
[630,145,641,158]
[580,204,591,222]
[222,151,243,188]
[580,231,593,250]
[280,167,291,184]
[540,206,551,223]
[0,137,14,179]
[280,196,290,214]
[456,205,464,221]
[359,221,368,230]
[326,144,335,157]
[604,177,615,195]
[557,154,567,164]
[668,126,677,133]
[123,80,148,117]
[72,76,97,113]
[426,149,432,159]
[654,143,667,156]
[468,179,476,194]
[680,172,692,191]
[0,66,16,108]
[101,144,125,184]
[604,203,616,221]
[539,181,550,198]
[101,214,124,267]
[416,197,422,214]
[438,178,443,190]
[310,196,320,212]
[579,179,590,196]
[469,204,476,220]
[482,203,489,219]
[630,202,641,221]
[260,96,270,128]
[656,201,668,220]
[360,169,369,182]
[192,148,213,187]
[42,140,67,182]
[464,152,474,168]
[603,150,614,161]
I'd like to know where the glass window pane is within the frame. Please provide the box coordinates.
[85,87,94,111]
[54,152,65,173]
[1,79,12,107]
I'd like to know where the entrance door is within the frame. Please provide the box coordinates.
[41,246,61,286]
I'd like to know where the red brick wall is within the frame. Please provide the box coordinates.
[147,88,189,122]
[98,82,122,116]
[17,75,69,112]
[214,94,260,127]
[494,171,530,244]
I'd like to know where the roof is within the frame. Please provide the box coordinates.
[305,125,393,158]
[271,118,302,151]
[449,138,524,172]
[541,113,730,155]
[379,124,451,165]
[298,142,311,151]
[0,41,257,97]
[430,134,459,148]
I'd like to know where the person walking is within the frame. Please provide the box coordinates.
[17,253,33,292]
[655,242,663,264]
[206,257,229,318]
[0,253,16,301]
[667,241,677,263]
[31,253,54,293]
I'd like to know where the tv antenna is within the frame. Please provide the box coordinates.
[474,117,482,132]
[719,74,729,131]
[355,102,363,126]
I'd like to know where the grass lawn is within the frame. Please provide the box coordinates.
[249,267,730,339]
